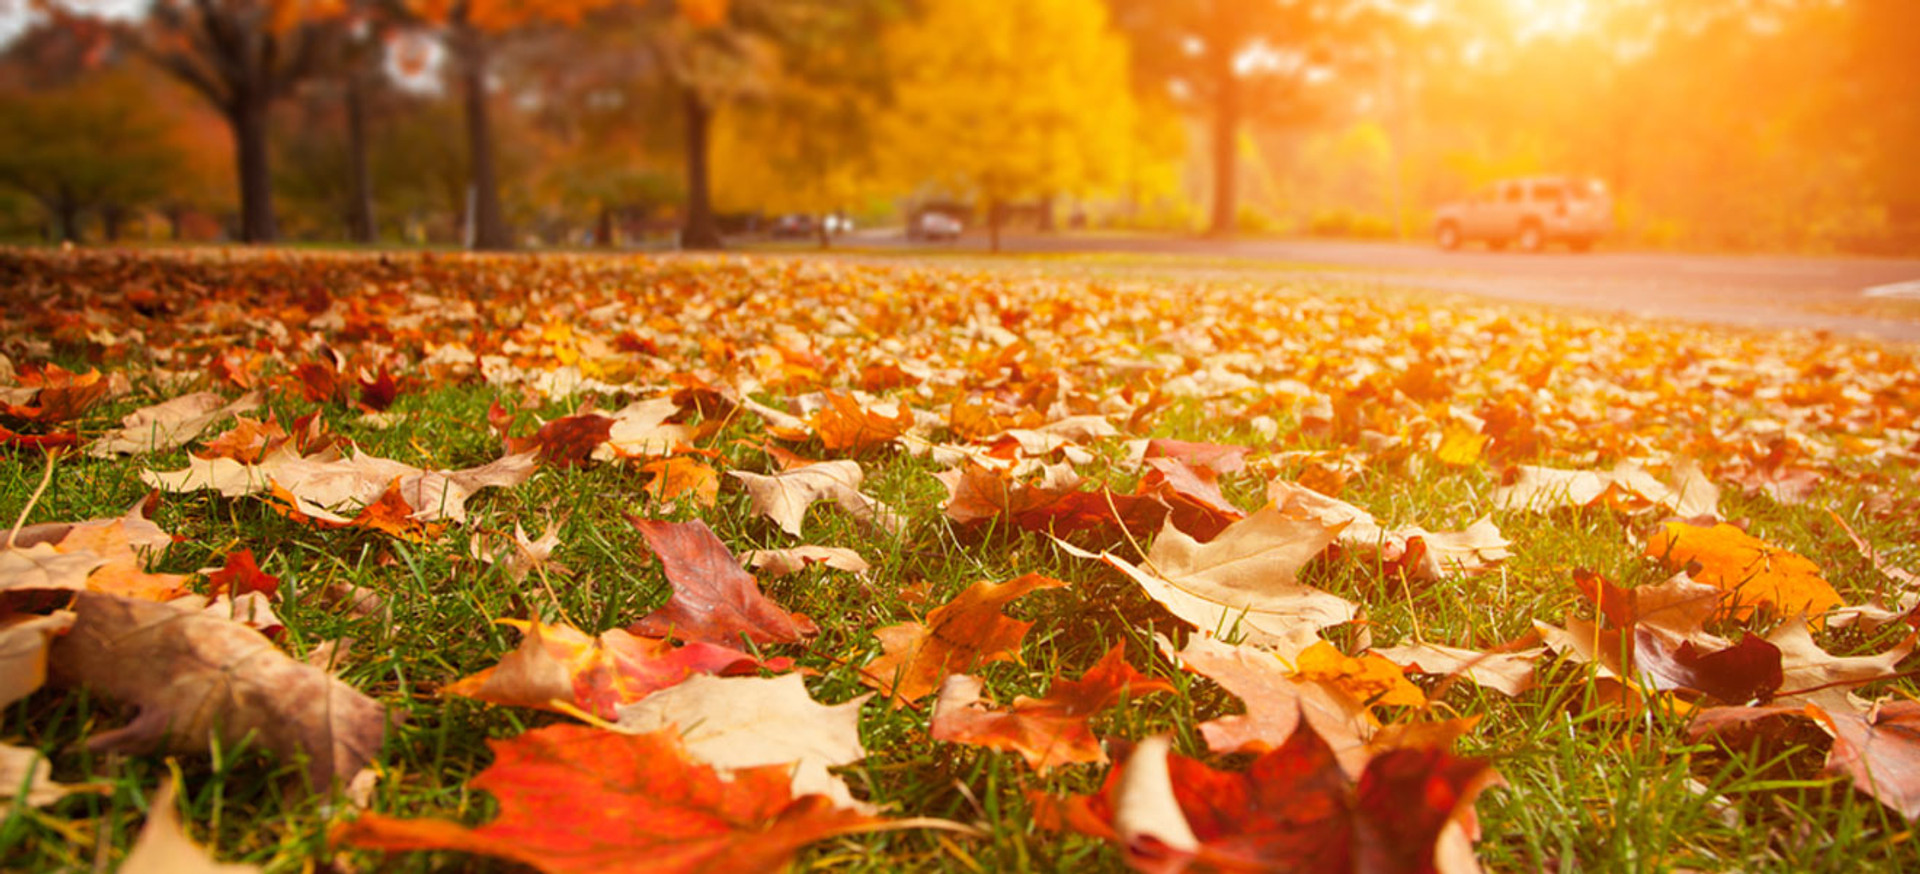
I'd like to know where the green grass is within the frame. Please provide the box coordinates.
[3,247,1919,871]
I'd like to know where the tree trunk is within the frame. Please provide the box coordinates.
[988,198,1002,253]
[1207,67,1240,238]
[459,27,513,251]
[231,90,278,243]
[51,196,82,244]
[345,70,378,244]
[679,88,724,250]
[1037,194,1056,232]
[102,204,124,242]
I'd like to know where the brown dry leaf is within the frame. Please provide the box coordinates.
[729,459,903,537]
[614,673,871,810]
[1372,641,1544,698]
[0,742,107,816]
[0,611,76,708]
[120,781,261,874]
[48,591,389,789]
[471,522,570,583]
[1055,504,1353,648]
[1494,460,1719,519]
[1645,520,1844,623]
[628,518,818,647]
[740,546,872,578]
[87,390,263,457]
[859,573,1067,706]
[1163,634,1376,777]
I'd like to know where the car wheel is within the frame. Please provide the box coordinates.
[1436,222,1461,251]
[1517,221,1545,253]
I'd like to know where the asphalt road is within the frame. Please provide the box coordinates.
[852,231,1920,343]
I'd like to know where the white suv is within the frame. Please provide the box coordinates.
[1433,176,1612,253]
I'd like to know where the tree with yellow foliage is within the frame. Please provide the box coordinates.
[882,0,1136,252]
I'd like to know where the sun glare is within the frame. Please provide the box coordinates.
[1508,0,1589,39]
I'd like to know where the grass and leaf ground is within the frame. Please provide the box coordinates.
[3,248,1919,872]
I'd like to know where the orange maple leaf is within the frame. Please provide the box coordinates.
[859,573,1067,706]
[334,724,888,874]
[930,641,1173,771]
[812,392,912,453]
[1645,521,1843,623]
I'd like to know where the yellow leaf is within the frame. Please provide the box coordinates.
[1645,521,1842,623]
[1293,641,1426,710]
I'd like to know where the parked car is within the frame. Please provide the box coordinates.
[909,211,963,242]
[1433,176,1613,253]
[769,213,815,239]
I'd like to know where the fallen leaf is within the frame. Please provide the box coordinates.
[740,545,872,578]
[730,460,903,537]
[48,591,388,789]
[1645,520,1844,623]
[1138,437,1250,475]
[145,445,536,528]
[812,391,914,452]
[595,396,699,460]
[1038,719,1496,873]
[859,573,1067,706]
[615,673,871,809]
[1294,640,1428,711]
[506,413,615,467]
[87,390,262,457]
[0,611,76,708]
[931,641,1174,771]
[1,543,105,595]
[1494,460,1718,519]
[1268,480,1511,580]
[1056,505,1353,648]
[1372,641,1543,697]
[628,518,818,647]
[204,549,280,599]
[0,741,107,816]
[1632,629,1783,704]
[1768,616,1917,710]
[1814,701,1920,821]
[1164,634,1375,775]
[120,780,261,873]
[444,620,782,719]
[640,457,721,506]
[333,724,891,874]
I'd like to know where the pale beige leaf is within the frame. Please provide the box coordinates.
[87,390,263,457]
[1371,642,1543,697]
[614,673,871,810]
[0,611,75,708]
[0,544,105,593]
[1769,617,1917,711]
[1112,736,1199,855]
[0,742,107,815]
[730,460,903,537]
[592,396,697,460]
[740,546,871,578]
[1163,634,1375,777]
[1056,505,1352,646]
[121,782,260,874]
[1267,480,1510,579]
[1493,460,1718,519]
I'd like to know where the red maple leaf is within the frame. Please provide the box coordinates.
[507,414,616,467]
[205,549,281,599]
[626,518,818,647]
[333,724,888,874]
[1038,718,1497,873]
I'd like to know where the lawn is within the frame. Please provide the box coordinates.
[3,247,1918,872]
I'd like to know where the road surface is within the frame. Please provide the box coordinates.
[843,231,1920,343]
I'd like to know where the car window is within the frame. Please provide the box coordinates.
[1503,184,1524,203]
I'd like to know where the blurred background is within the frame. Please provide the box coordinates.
[0,0,1913,254]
